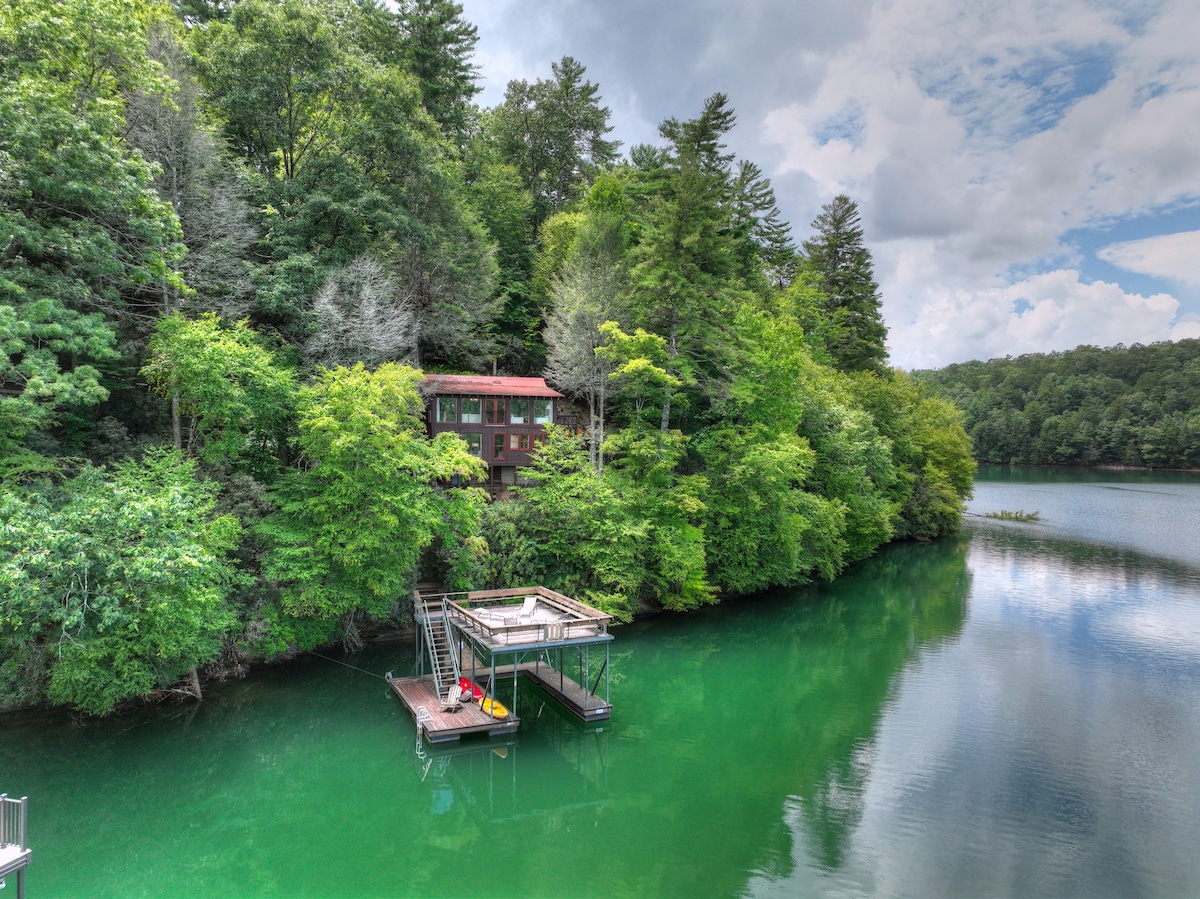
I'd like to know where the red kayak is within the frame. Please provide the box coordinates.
[458,677,484,701]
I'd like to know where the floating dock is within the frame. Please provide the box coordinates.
[394,586,614,744]
[388,675,517,743]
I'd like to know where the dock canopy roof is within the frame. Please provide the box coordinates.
[422,374,563,398]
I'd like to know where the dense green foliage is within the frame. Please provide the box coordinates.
[260,363,486,629]
[915,340,1200,468]
[0,451,240,714]
[0,0,974,713]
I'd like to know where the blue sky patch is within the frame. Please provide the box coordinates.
[1066,204,1200,310]
[812,103,865,148]
[1017,45,1117,136]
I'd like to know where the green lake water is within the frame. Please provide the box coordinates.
[3,466,1200,897]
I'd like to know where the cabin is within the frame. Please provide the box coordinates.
[422,374,566,490]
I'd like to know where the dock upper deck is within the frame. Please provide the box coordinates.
[436,586,614,651]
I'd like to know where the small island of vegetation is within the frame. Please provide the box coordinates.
[0,0,974,715]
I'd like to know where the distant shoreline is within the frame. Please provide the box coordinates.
[978,462,1200,473]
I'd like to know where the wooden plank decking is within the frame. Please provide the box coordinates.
[519,662,611,721]
[388,676,517,743]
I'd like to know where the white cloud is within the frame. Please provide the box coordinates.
[460,0,1200,367]
[1098,230,1200,285]
[889,269,1184,369]
[758,0,1200,365]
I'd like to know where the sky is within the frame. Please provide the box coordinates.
[458,0,1200,370]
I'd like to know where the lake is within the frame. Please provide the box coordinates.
[3,466,1200,897]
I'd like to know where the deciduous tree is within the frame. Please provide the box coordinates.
[259,363,485,634]
[0,450,240,714]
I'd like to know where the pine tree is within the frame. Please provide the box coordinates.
[629,93,746,431]
[397,0,480,144]
[491,56,620,226]
[801,195,888,372]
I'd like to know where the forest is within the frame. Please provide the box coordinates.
[915,340,1200,469]
[0,0,974,714]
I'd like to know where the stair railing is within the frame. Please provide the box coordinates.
[415,595,462,701]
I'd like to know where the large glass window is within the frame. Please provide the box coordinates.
[509,433,530,451]
[493,433,506,460]
[533,398,553,424]
[436,397,458,423]
[461,397,482,423]
[485,397,507,425]
[463,433,482,457]
[509,398,528,424]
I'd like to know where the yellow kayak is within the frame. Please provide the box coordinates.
[479,696,509,719]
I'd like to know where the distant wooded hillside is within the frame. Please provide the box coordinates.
[915,340,1200,468]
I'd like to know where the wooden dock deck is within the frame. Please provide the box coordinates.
[519,662,611,721]
[459,658,612,722]
[388,676,518,743]
[402,586,613,744]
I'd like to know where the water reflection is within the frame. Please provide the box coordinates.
[748,491,1200,898]
[591,536,972,897]
[6,474,1199,898]
[408,701,611,826]
[971,465,1200,571]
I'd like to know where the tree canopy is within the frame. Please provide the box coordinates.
[0,0,976,714]
[916,340,1200,468]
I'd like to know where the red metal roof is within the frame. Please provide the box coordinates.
[422,374,564,398]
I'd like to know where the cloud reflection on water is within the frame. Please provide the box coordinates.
[747,489,1200,898]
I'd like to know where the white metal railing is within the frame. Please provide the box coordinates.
[0,794,27,852]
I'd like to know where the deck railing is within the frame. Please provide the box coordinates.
[437,586,613,639]
[0,794,27,852]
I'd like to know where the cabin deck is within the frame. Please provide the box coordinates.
[388,676,518,743]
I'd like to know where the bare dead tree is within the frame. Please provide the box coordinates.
[544,220,627,476]
[305,256,417,369]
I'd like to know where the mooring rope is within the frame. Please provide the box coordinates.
[303,649,387,679]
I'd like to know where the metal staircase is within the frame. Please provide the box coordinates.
[416,595,461,700]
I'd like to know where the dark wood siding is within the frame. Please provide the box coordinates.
[427,394,560,469]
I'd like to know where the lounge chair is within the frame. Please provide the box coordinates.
[519,596,538,622]
[439,684,463,713]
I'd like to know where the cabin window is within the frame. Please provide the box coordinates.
[533,398,553,424]
[436,397,458,423]
[510,397,529,424]
[485,397,507,425]
[461,397,482,423]
[533,433,548,447]
[509,433,530,451]
[463,433,482,457]
[493,433,506,460]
